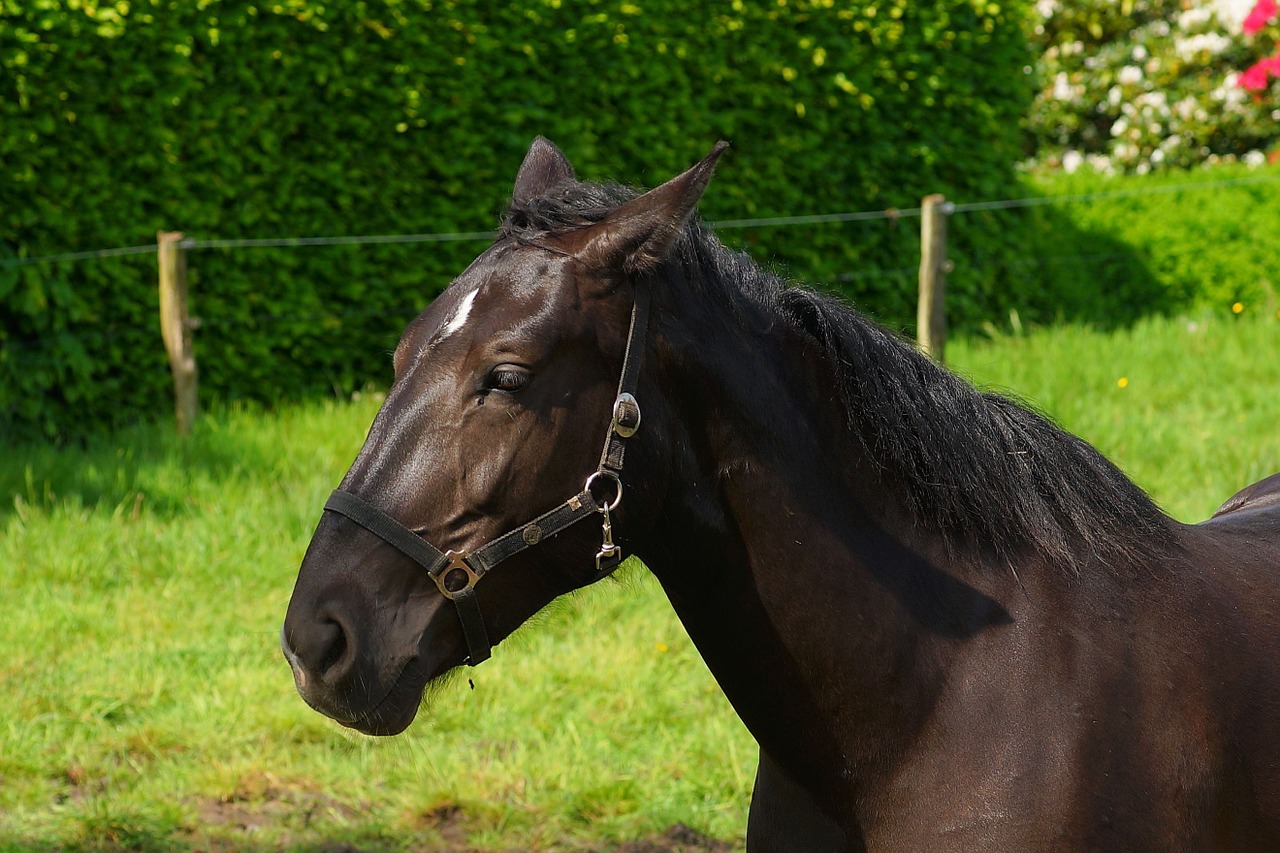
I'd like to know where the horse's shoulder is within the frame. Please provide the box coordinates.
[1212,472,1280,519]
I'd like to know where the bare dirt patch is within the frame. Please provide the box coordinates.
[193,770,363,835]
[604,822,735,852]
[189,777,736,852]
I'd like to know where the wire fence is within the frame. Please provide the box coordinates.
[5,170,1278,271]
[4,169,1278,361]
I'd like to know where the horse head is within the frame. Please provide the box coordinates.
[281,138,726,734]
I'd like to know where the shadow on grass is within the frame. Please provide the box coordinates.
[0,408,293,523]
[955,202,1174,335]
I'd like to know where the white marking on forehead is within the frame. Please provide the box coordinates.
[438,287,479,341]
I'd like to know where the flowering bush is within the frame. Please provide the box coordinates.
[1240,0,1280,90]
[1027,0,1280,173]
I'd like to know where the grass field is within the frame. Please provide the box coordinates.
[3,312,1279,851]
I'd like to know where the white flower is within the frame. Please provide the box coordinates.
[1174,33,1231,59]
[1132,45,1149,62]
[1062,150,1084,173]
[1244,150,1266,167]
[1136,91,1168,110]
[1111,116,1130,137]
[1087,154,1114,174]
[1212,75,1246,106]
[1053,71,1075,101]
[1178,7,1214,31]
[1117,65,1143,85]
[1150,148,1165,164]
[1212,0,1256,31]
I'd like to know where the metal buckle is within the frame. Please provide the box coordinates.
[430,550,481,600]
[611,392,641,438]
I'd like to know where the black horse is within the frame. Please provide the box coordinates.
[283,139,1280,850]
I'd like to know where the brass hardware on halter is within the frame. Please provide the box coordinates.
[585,469,623,512]
[585,469,624,571]
[432,550,482,600]
[596,503,619,572]
[612,392,642,438]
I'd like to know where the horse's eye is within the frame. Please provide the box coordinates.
[488,364,530,393]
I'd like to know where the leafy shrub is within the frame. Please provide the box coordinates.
[1,0,1039,440]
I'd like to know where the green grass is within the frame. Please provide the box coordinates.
[950,311,1280,522]
[3,313,1279,851]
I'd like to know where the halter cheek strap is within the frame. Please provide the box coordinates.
[322,281,652,666]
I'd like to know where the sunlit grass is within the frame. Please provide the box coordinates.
[950,311,1280,522]
[2,313,1278,850]
[2,395,752,851]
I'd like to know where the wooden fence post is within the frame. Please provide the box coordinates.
[917,194,951,363]
[158,231,198,435]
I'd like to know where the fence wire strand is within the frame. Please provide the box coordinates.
[0,243,158,269]
[5,170,1278,270]
[183,231,500,250]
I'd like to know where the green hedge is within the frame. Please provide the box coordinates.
[1025,166,1280,318]
[2,0,1041,440]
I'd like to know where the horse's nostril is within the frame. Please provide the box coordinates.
[282,612,355,687]
[316,619,348,679]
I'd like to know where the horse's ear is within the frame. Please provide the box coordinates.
[573,140,729,274]
[513,137,575,205]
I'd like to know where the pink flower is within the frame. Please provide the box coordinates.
[1240,60,1270,90]
[1243,0,1277,35]
[1239,53,1280,90]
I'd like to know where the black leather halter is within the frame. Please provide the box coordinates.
[322,280,651,666]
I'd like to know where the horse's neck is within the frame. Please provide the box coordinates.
[637,301,1001,792]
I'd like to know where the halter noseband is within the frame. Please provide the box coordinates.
[322,279,651,666]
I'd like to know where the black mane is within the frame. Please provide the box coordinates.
[505,181,1174,572]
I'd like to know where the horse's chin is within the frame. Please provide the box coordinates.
[345,662,440,736]
[290,654,438,737]
[339,657,463,736]
[341,696,421,736]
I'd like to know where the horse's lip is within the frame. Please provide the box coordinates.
[293,672,417,733]
[337,659,426,736]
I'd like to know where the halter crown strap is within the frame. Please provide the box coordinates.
[599,282,651,475]
[322,274,653,667]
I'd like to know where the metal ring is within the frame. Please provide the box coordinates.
[431,550,481,600]
[584,470,623,512]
